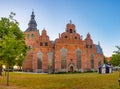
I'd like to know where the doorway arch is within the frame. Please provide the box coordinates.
[70,66,74,72]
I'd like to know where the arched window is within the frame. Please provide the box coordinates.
[38,52,42,69]
[31,34,34,38]
[60,48,67,69]
[40,42,43,46]
[90,54,94,69]
[70,29,73,33]
[65,36,67,38]
[75,37,77,39]
[76,49,82,69]
[45,42,48,46]
[47,52,53,70]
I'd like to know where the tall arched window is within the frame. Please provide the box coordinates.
[47,52,53,70]
[32,34,34,38]
[60,48,67,69]
[76,49,82,69]
[90,54,94,69]
[38,52,42,69]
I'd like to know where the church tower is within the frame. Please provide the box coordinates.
[23,11,54,73]
[23,11,40,72]
[24,11,40,48]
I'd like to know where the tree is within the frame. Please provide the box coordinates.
[16,53,26,71]
[0,12,27,86]
[103,56,108,64]
[110,46,120,66]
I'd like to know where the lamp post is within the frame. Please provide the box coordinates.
[118,65,120,86]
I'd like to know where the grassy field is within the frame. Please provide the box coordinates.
[0,72,120,89]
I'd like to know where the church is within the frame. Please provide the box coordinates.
[22,11,104,73]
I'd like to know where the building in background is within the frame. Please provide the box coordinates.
[106,57,111,63]
[22,11,104,73]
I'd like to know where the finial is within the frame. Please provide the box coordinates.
[87,32,91,38]
[70,20,72,24]
[32,9,34,14]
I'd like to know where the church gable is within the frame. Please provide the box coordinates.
[58,21,81,41]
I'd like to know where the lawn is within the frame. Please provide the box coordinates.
[0,72,120,89]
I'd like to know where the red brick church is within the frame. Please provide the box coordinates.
[22,11,104,73]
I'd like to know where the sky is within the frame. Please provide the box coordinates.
[0,0,120,57]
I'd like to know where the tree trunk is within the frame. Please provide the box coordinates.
[6,66,9,86]
[0,64,2,76]
[19,66,21,71]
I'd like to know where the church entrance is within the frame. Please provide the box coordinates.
[70,66,74,72]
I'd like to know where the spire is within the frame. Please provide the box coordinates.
[31,10,35,19]
[25,10,37,31]
[98,41,100,46]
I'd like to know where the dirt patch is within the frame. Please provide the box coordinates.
[0,84,24,89]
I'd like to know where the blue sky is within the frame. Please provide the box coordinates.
[0,0,120,57]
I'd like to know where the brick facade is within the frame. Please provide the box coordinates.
[22,11,104,73]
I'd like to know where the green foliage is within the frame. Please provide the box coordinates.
[103,56,108,64]
[110,46,120,66]
[0,12,27,66]
[110,54,120,66]
[16,54,26,70]
[0,12,27,85]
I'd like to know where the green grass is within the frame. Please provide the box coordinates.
[0,72,120,89]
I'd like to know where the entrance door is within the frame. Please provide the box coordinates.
[70,66,74,72]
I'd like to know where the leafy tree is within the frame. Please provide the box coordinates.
[16,53,26,71]
[110,46,120,66]
[0,12,27,86]
[103,56,108,64]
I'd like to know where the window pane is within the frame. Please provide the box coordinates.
[32,34,34,38]
[40,42,43,46]
[76,49,81,69]
[60,48,67,69]
[45,42,48,46]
